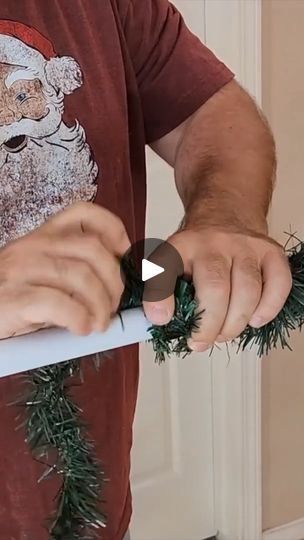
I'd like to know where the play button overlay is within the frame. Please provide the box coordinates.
[121,237,184,303]
[142,259,164,281]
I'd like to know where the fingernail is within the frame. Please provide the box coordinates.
[188,340,211,352]
[148,306,171,325]
[249,316,265,328]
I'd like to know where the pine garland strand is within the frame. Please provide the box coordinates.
[20,361,106,539]
[15,240,304,539]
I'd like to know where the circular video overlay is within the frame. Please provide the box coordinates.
[121,237,184,303]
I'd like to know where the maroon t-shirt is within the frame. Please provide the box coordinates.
[0,1,233,539]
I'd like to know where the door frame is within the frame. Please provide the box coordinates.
[204,1,263,539]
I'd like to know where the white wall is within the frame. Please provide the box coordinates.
[262,0,304,530]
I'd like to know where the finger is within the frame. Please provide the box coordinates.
[8,322,50,338]
[0,286,93,338]
[219,256,262,340]
[249,250,292,327]
[42,202,131,256]
[142,241,182,325]
[42,235,125,309]
[143,295,175,325]
[188,254,231,351]
[24,257,112,331]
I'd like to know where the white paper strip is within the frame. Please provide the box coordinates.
[0,308,151,378]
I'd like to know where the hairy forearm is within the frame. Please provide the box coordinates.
[148,84,290,342]
[174,81,276,235]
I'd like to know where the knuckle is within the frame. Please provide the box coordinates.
[239,257,261,284]
[205,255,229,281]
[205,278,227,291]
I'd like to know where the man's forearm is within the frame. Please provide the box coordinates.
[174,80,276,235]
[146,80,291,340]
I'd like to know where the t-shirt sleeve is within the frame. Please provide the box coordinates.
[120,0,234,143]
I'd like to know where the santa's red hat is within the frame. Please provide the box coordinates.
[0,20,82,94]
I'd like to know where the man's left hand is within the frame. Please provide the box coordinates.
[143,228,292,351]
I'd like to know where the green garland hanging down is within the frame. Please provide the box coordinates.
[16,239,304,539]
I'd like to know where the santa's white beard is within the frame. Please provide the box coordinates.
[0,102,63,147]
[0,121,98,246]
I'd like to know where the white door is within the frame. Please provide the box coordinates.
[130,1,258,539]
[130,3,215,540]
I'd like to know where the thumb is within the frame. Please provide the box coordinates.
[143,295,175,326]
[142,239,182,325]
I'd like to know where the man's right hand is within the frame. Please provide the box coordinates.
[0,202,130,339]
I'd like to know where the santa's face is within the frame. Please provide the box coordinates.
[0,64,48,122]
[0,69,65,153]
[0,61,98,246]
[0,63,49,152]
[0,25,98,247]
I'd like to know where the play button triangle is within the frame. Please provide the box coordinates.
[141,258,165,282]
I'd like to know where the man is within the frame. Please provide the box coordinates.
[0,1,291,539]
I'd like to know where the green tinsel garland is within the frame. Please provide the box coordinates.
[16,240,304,539]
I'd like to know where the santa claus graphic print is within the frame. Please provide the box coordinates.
[0,20,98,246]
